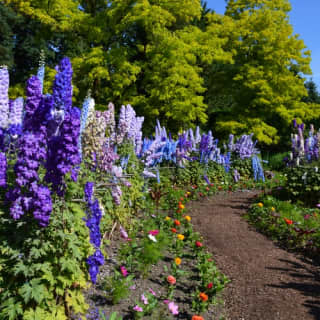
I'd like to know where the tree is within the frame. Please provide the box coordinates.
[303,79,320,104]
[4,0,232,133]
[205,0,318,146]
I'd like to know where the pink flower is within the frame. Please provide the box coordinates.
[148,229,159,236]
[168,301,179,315]
[149,288,156,296]
[120,225,128,239]
[133,305,143,312]
[141,294,148,305]
[120,266,128,277]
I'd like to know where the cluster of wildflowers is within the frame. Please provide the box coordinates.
[0,56,84,226]
[227,133,259,159]
[287,120,320,166]
[138,120,264,181]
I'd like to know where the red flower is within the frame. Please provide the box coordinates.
[174,220,181,226]
[207,282,213,289]
[284,218,293,225]
[195,241,203,247]
[171,228,177,233]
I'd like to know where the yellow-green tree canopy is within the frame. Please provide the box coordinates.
[4,0,232,133]
[206,0,318,145]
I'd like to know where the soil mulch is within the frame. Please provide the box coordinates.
[188,190,320,320]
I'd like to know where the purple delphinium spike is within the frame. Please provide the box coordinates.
[0,152,7,187]
[87,249,104,284]
[8,97,24,137]
[111,185,122,205]
[30,182,53,227]
[23,76,42,132]
[233,169,240,182]
[37,51,45,94]
[45,107,81,194]
[0,66,9,129]
[203,175,211,185]
[52,57,73,113]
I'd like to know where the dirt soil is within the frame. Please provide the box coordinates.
[188,190,320,320]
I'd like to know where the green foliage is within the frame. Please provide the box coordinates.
[246,195,320,254]
[0,191,91,319]
[284,165,320,205]
[133,291,158,319]
[100,311,123,320]
[205,0,317,146]
[262,151,288,171]
[102,271,134,305]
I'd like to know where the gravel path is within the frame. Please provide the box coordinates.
[188,191,320,320]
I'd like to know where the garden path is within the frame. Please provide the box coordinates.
[188,190,320,320]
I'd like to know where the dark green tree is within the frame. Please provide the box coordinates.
[303,79,320,104]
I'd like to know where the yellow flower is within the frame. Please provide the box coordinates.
[258,202,263,208]
[177,234,185,240]
[186,191,191,195]
[175,257,181,265]
[165,216,171,221]
[271,207,275,212]
[184,215,191,222]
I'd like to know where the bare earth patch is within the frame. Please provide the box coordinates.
[188,190,320,320]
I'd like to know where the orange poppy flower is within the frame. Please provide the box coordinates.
[284,218,293,225]
[199,292,208,302]
[178,203,185,210]
[192,316,204,320]
[174,257,181,265]
[174,220,181,226]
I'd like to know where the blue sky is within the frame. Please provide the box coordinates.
[206,0,320,88]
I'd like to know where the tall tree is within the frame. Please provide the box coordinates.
[205,0,317,145]
[5,0,231,132]
[303,79,320,104]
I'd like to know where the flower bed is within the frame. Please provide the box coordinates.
[246,195,320,260]
[0,57,270,319]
